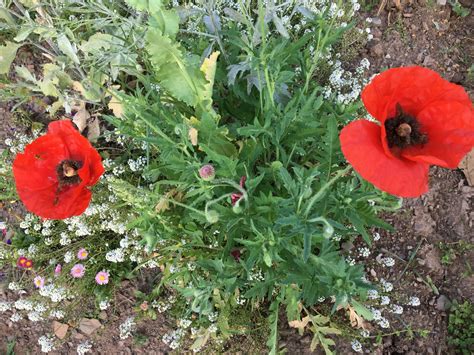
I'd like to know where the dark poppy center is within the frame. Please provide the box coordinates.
[56,159,83,185]
[384,104,428,149]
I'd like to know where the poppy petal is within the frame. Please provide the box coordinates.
[402,101,474,168]
[13,120,104,219]
[362,66,472,122]
[340,120,429,197]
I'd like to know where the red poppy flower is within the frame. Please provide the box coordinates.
[340,66,474,197]
[13,120,105,219]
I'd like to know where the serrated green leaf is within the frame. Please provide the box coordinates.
[351,299,374,321]
[146,28,207,107]
[149,8,180,37]
[0,42,21,74]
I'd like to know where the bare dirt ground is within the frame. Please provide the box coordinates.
[1,1,473,354]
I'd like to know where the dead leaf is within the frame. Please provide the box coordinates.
[459,149,474,186]
[188,127,198,146]
[72,102,90,132]
[52,321,69,339]
[72,81,86,95]
[348,306,368,329]
[86,116,100,143]
[108,95,123,118]
[155,189,179,213]
[288,316,310,335]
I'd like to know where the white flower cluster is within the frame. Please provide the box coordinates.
[162,328,185,350]
[380,257,395,268]
[351,339,363,353]
[407,296,421,307]
[390,304,404,315]
[39,284,68,303]
[367,289,379,300]
[4,131,38,155]
[38,335,55,353]
[358,247,370,258]
[0,301,12,312]
[380,279,393,293]
[128,156,147,172]
[77,340,93,355]
[119,316,136,340]
[323,58,370,105]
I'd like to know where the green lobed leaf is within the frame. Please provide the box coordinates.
[0,42,22,74]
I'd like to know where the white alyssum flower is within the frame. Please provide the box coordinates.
[38,335,55,353]
[64,251,73,263]
[0,301,12,312]
[380,279,393,292]
[106,248,125,263]
[360,329,370,338]
[378,317,390,328]
[77,340,93,355]
[390,304,404,314]
[119,317,136,340]
[407,296,421,307]
[367,289,379,300]
[178,318,192,329]
[380,296,391,306]
[358,247,370,258]
[8,282,21,291]
[15,299,33,311]
[49,310,65,319]
[373,232,381,241]
[351,339,363,353]
[99,300,110,310]
[162,329,185,350]
[10,313,22,322]
[381,257,395,267]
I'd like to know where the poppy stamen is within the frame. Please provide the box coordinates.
[56,159,83,185]
[385,104,428,149]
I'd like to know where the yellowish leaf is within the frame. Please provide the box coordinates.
[348,306,368,329]
[200,51,220,83]
[72,102,89,132]
[288,316,310,335]
[72,81,85,95]
[188,127,198,146]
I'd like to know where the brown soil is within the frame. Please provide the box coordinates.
[1,1,473,354]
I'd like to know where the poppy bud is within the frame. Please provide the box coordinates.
[206,210,219,224]
[231,249,241,261]
[199,164,215,181]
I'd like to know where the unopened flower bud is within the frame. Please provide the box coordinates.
[199,164,215,181]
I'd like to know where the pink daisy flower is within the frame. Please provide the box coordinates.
[77,248,88,260]
[70,264,85,278]
[54,264,62,276]
[95,270,109,285]
[33,276,45,289]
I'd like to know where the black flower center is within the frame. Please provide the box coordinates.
[384,104,428,149]
[56,159,83,186]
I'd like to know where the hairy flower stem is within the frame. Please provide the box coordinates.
[304,166,351,217]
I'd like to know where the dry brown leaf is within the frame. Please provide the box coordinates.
[72,103,90,132]
[348,306,368,330]
[189,127,198,146]
[72,81,86,95]
[108,96,123,118]
[86,116,100,143]
[288,316,310,335]
[155,189,179,213]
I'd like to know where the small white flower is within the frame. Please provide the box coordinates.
[390,304,403,314]
[378,317,390,328]
[380,296,391,306]
[367,289,379,300]
[407,296,421,307]
[360,329,370,338]
[119,317,136,340]
[351,339,363,353]
[38,335,55,353]
[77,340,93,355]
